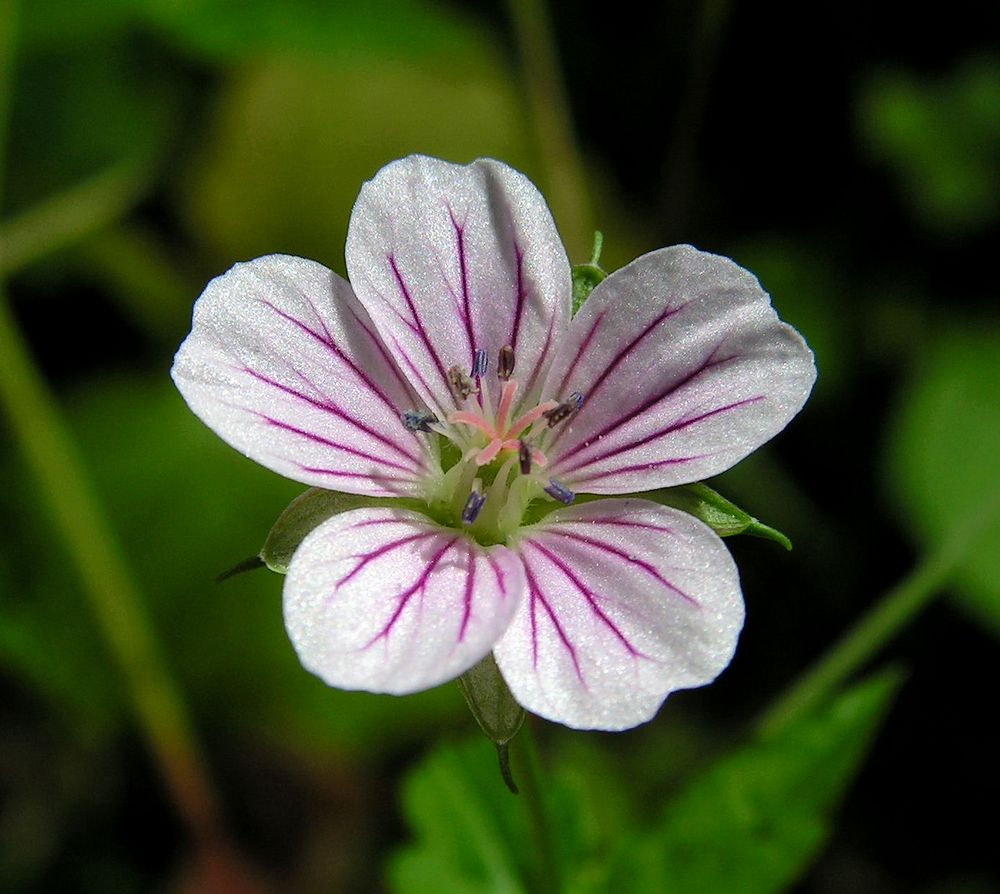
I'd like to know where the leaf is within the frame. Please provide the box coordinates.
[612,671,902,894]
[388,739,532,894]
[886,325,1000,635]
[650,483,792,549]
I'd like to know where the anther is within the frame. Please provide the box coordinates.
[518,440,532,475]
[544,479,575,505]
[497,345,516,381]
[461,488,487,524]
[471,349,488,378]
[543,392,583,427]
[401,410,437,433]
[448,364,479,400]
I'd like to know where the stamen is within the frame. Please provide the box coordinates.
[461,487,487,524]
[448,364,479,400]
[497,345,515,381]
[543,392,583,428]
[543,479,575,505]
[518,440,532,474]
[402,410,437,433]
[472,349,488,378]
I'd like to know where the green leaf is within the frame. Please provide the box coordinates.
[886,325,1000,636]
[261,487,393,573]
[389,739,532,894]
[613,671,902,894]
[650,483,792,550]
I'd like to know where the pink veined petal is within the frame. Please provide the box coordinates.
[493,499,743,731]
[171,254,430,497]
[540,245,816,493]
[345,156,571,419]
[284,507,525,695]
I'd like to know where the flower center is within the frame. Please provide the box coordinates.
[402,345,582,542]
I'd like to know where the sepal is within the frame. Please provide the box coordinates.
[650,482,792,550]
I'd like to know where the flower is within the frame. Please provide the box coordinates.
[172,155,815,731]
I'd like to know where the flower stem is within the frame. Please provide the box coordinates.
[504,0,592,258]
[757,488,1000,739]
[514,721,561,893]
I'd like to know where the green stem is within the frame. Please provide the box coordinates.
[515,721,560,893]
[757,488,1000,738]
[504,0,592,257]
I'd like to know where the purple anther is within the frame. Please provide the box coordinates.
[518,440,532,475]
[472,349,488,377]
[461,489,488,524]
[498,345,515,381]
[402,410,437,433]
[543,392,584,427]
[544,479,575,505]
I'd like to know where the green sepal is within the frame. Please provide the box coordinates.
[650,482,793,550]
[571,230,607,314]
[457,653,525,793]
[260,487,412,573]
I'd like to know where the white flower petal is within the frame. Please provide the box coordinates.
[493,499,743,730]
[284,507,525,694]
[172,254,429,496]
[541,245,816,493]
[346,156,571,418]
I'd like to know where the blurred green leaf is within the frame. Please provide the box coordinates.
[858,56,1000,234]
[612,671,901,894]
[887,325,1000,635]
[180,47,535,268]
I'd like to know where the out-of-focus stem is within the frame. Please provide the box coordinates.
[758,488,1000,738]
[505,0,592,257]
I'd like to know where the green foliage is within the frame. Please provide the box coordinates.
[610,671,902,894]
[859,57,1000,235]
[887,325,1000,635]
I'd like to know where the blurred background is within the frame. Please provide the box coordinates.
[1,1,999,892]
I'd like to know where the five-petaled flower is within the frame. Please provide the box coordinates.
[172,156,815,730]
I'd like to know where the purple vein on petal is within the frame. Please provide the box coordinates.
[447,205,476,365]
[486,555,509,599]
[540,529,699,608]
[255,414,423,474]
[547,301,688,453]
[522,558,584,683]
[550,344,737,468]
[458,548,476,642]
[243,368,421,464]
[509,240,527,351]
[335,531,437,588]
[364,538,458,648]
[556,396,763,476]
[567,455,708,485]
[259,299,402,417]
[387,253,454,402]
[552,309,606,399]
[348,306,422,406]
[523,540,647,657]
